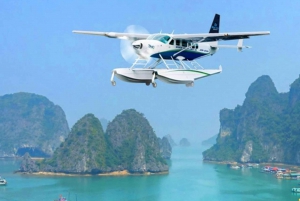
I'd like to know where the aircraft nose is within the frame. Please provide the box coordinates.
[132,42,143,49]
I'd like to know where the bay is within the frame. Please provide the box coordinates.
[0,146,299,201]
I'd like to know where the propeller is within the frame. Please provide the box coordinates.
[120,25,149,64]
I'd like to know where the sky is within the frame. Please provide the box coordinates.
[1,1,300,144]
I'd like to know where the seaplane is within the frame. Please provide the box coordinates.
[73,14,270,87]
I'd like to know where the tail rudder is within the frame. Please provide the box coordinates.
[209,14,220,33]
[207,14,220,47]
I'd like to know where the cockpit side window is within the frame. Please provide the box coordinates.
[169,39,174,45]
[158,35,170,44]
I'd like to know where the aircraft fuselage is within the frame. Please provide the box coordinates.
[132,34,217,61]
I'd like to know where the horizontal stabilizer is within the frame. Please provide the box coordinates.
[211,39,251,52]
[213,45,251,48]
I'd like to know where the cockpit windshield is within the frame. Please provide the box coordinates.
[146,34,171,44]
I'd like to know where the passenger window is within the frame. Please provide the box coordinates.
[182,40,187,47]
[176,40,180,46]
[169,39,174,45]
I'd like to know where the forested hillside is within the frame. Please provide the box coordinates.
[0,92,69,157]
[203,75,300,165]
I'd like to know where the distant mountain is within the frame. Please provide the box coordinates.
[179,138,191,147]
[20,109,168,174]
[164,134,177,147]
[202,134,218,146]
[158,136,172,159]
[99,118,109,132]
[0,92,69,157]
[203,75,300,165]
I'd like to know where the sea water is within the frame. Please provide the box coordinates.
[0,146,299,201]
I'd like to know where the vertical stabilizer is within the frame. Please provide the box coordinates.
[209,14,220,33]
[207,14,220,47]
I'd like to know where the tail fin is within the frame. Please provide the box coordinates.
[209,14,220,33]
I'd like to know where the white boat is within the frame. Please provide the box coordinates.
[55,195,67,201]
[231,165,240,169]
[0,177,7,186]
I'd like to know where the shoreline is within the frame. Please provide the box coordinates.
[17,170,169,177]
[203,160,300,170]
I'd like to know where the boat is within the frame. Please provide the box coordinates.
[55,195,67,201]
[262,166,271,172]
[276,171,283,179]
[0,177,7,186]
[291,188,300,193]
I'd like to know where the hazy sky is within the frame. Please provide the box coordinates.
[1,1,299,143]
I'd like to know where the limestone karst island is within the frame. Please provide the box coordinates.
[0,93,171,175]
[203,75,300,166]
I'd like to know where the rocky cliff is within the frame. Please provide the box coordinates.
[39,114,116,174]
[106,109,168,173]
[19,152,39,173]
[203,75,300,165]
[0,92,69,157]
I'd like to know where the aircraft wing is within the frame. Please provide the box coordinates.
[172,31,270,42]
[72,30,150,40]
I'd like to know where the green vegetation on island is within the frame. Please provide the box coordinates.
[0,92,69,157]
[106,109,168,173]
[203,75,300,165]
[19,109,169,174]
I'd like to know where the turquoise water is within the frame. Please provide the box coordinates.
[1,146,299,201]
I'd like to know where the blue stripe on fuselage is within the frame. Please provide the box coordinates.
[151,50,207,60]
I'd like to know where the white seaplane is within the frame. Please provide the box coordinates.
[73,14,270,87]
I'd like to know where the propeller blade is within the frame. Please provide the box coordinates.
[120,25,149,64]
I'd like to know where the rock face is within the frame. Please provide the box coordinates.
[158,136,172,159]
[179,138,191,147]
[19,153,39,173]
[203,75,300,165]
[21,110,168,174]
[0,92,69,157]
[106,109,168,173]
